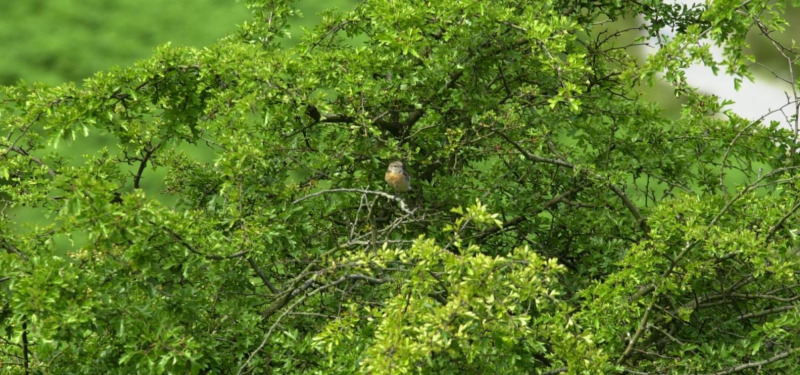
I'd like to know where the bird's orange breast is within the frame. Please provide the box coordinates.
[385,171,410,192]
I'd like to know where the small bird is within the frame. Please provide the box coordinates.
[385,161,411,192]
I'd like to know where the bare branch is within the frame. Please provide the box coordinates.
[293,188,414,215]
[735,304,796,321]
[491,127,650,237]
[133,142,162,189]
[239,273,388,375]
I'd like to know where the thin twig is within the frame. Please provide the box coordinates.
[158,222,249,260]
[237,274,387,374]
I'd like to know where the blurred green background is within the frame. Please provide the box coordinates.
[0,0,357,86]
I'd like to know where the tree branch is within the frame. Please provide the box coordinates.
[22,318,29,375]
[474,186,583,241]
[765,198,800,243]
[293,188,414,215]
[133,142,161,189]
[491,128,650,237]
[734,304,796,321]
[1,238,28,262]
[1,144,57,177]
[158,223,249,260]
[617,300,655,364]
[241,273,387,375]
[248,257,278,294]
[540,367,567,375]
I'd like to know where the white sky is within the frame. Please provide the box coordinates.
[650,0,797,130]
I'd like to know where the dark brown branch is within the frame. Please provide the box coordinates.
[3,104,49,156]
[285,112,358,140]
[321,113,355,123]
[677,275,755,311]
[402,108,425,130]
[133,142,162,189]
[306,19,353,53]
[1,238,28,262]
[378,68,466,138]
[606,182,650,235]
[248,257,278,294]
[491,128,572,168]
[22,318,29,375]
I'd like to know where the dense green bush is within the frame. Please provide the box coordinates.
[2,0,799,374]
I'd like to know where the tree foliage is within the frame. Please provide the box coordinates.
[2,0,800,374]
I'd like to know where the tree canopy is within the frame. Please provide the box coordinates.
[2,0,800,374]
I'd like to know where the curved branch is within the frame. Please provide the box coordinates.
[765,199,800,243]
[491,128,650,237]
[1,238,28,261]
[158,222,249,261]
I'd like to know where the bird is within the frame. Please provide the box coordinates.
[385,161,411,192]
